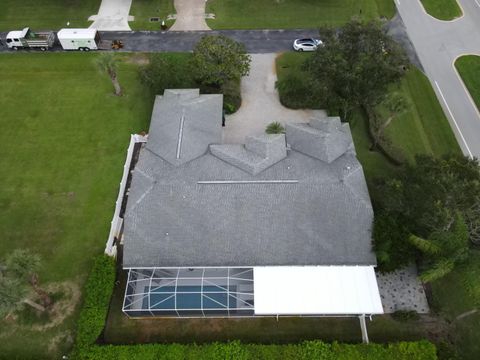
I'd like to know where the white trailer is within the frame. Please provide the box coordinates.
[6,28,55,50]
[57,28,100,51]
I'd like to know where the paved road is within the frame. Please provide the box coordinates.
[0,29,319,53]
[396,0,480,158]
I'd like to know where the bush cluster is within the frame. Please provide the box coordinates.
[74,255,116,350]
[77,339,437,360]
[71,255,437,360]
[139,53,242,114]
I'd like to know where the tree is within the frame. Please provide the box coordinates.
[0,276,27,318]
[139,54,194,93]
[409,214,470,282]
[374,154,480,274]
[4,249,52,309]
[96,53,122,96]
[265,122,285,134]
[190,35,251,88]
[304,20,407,120]
[378,154,480,236]
[373,211,415,272]
[370,92,407,151]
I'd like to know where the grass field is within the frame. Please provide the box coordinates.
[380,67,461,163]
[0,53,153,359]
[430,250,480,360]
[0,0,99,31]
[420,0,462,21]
[206,0,396,30]
[455,55,480,111]
[129,0,175,30]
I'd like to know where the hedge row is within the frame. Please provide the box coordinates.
[72,255,437,360]
[77,340,437,360]
[74,255,116,349]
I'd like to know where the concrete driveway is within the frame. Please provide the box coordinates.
[89,0,133,31]
[396,0,480,158]
[170,0,210,31]
[223,53,325,144]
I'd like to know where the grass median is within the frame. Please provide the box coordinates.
[420,0,462,21]
[455,55,480,111]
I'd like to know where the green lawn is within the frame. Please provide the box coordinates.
[275,52,460,174]
[430,250,480,360]
[0,0,99,31]
[380,67,461,163]
[0,53,153,359]
[206,0,395,30]
[455,55,480,111]
[420,0,462,21]
[129,0,175,30]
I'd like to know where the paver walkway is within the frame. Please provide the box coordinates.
[395,0,480,158]
[223,53,324,144]
[170,0,210,31]
[376,265,429,313]
[89,0,133,31]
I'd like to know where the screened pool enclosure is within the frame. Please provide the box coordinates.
[123,268,255,317]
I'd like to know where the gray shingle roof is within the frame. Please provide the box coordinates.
[122,91,376,268]
[146,89,223,166]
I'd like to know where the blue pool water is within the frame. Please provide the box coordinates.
[145,285,235,310]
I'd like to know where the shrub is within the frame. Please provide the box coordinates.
[75,340,437,359]
[265,122,285,134]
[139,53,195,94]
[276,71,322,109]
[373,211,416,272]
[392,310,420,322]
[73,255,116,350]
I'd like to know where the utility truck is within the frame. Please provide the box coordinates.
[57,28,100,51]
[6,28,55,50]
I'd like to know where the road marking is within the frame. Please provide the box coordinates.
[476,0,480,8]
[435,81,473,159]
[395,0,400,5]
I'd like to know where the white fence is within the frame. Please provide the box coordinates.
[104,134,147,257]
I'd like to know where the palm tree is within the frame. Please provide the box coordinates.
[4,249,52,308]
[409,214,470,282]
[265,122,285,134]
[0,276,27,318]
[95,53,122,96]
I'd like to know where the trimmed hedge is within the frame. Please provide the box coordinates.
[76,340,437,360]
[72,255,438,360]
[74,255,116,349]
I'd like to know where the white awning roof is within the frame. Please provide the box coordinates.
[253,266,383,315]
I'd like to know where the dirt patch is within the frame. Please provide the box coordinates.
[124,53,150,66]
[48,330,74,355]
[30,281,82,331]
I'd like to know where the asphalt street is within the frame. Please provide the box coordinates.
[0,29,320,53]
[396,0,480,158]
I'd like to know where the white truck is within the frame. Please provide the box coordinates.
[6,27,55,51]
[57,28,101,51]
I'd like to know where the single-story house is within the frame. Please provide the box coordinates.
[121,89,383,318]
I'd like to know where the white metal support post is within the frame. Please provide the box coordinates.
[359,314,369,344]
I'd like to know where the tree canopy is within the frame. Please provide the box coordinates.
[374,154,480,279]
[304,20,407,120]
[190,35,251,87]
